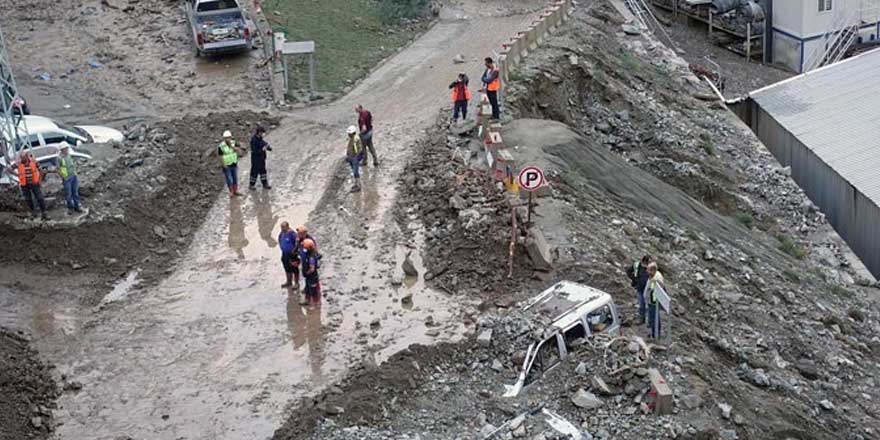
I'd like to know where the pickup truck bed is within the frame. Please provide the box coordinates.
[185,0,252,56]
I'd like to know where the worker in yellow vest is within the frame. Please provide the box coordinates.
[217,130,245,197]
[481,57,501,120]
[645,262,665,339]
[57,142,83,215]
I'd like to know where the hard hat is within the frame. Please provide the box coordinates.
[222,130,232,138]
[302,238,316,250]
[346,125,357,135]
[295,224,308,234]
[58,141,70,149]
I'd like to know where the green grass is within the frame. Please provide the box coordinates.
[735,211,754,229]
[508,70,525,82]
[264,0,428,94]
[699,133,716,156]
[618,51,642,73]
[831,285,855,299]
[776,234,807,260]
[782,269,800,284]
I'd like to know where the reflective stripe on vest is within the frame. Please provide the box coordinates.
[58,155,73,179]
[18,160,40,187]
[219,142,238,167]
[487,68,501,91]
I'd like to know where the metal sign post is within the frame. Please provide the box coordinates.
[518,166,545,229]
[281,40,316,99]
[654,283,672,343]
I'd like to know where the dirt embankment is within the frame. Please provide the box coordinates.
[0,111,277,305]
[0,328,59,440]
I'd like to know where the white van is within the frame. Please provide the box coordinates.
[6,115,124,149]
[504,281,621,397]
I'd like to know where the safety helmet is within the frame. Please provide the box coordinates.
[346,125,357,135]
[302,238,316,250]
[295,225,308,234]
[58,141,70,150]
[222,130,233,138]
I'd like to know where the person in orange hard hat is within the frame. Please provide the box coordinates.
[301,238,321,304]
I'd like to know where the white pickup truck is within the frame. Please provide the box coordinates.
[185,0,253,56]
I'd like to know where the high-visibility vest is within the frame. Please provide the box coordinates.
[451,84,471,102]
[218,142,238,167]
[487,67,501,91]
[647,272,665,304]
[18,160,40,187]
[58,155,75,179]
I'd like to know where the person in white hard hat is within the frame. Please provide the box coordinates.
[345,125,363,193]
[217,130,245,197]
[56,142,83,214]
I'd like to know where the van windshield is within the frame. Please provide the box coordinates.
[53,120,91,142]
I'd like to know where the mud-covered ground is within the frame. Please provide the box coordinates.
[0,328,59,440]
[0,111,277,306]
[274,2,880,439]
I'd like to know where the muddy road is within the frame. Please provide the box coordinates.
[2,1,545,438]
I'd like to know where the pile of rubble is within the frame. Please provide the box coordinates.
[0,328,59,440]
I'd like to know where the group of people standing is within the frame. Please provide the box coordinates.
[216,125,273,197]
[279,222,322,304]
[6,141,83,221]
[344,105,379,193]
[627,255,666,339]
[447,57,502,124]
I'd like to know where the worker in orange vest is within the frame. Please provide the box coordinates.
[481,57,501,120]
[448,72,471,124]
[13,152,48,220]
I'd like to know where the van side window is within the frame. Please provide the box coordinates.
[587,305,614,334]
[536,336,561,372]
[41,133,68,146]
[563,323,586,350]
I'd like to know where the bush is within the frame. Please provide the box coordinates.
[699,133,715,156]
[777,234,806,260]
[378,0,430,24]
[735,211,754,229]
[782,269,800,284]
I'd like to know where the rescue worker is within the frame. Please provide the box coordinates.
[249,126,272,190]
[56,142,83,215]
[279,221,299,288]
[626,255,651,324]
[481,57,501,120]
[301,238,321,304]
[217,130,244,197]
[645,262,665,339]
[345,125,363,193]
[448,72,471,124]
[355,105,378,167]
[13,152,47,220]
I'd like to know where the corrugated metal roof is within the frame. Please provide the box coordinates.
[750,49,880,206]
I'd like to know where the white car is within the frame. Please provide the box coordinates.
[7,115,124,149]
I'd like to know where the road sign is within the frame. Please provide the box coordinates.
[655,284,671,313]
[282,40,315,55]
[518,166,545,192]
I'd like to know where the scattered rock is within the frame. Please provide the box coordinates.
[571,389,603,409]
[477,329,493,347]
[402,251,418,277]
[718,402,732,419]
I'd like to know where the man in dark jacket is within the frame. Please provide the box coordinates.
[249,126,272,189]
[626,255,651,324]
[279,222,299,288]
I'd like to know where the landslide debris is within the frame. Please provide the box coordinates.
[0,328,59,440]
[272,2,880,440]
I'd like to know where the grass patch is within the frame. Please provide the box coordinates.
[618,51,642,72]
[264,0,428,94]
[699,133,715,156]
[593,65,606,83]
[830,285,855,299]
[782,269,800,284]
[508,70,525,82]
[735,211,754,229]
[776,234,807,260]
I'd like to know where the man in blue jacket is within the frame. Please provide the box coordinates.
[279,221,299,288]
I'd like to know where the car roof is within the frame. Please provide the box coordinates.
[0,115,60,140]
[523,281,612,330]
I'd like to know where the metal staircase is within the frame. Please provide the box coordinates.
[804,5,864,72]
[623,0,679,51]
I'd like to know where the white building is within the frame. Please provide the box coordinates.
[772,0,880,72]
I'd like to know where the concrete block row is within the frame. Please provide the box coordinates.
[498,0,575,84]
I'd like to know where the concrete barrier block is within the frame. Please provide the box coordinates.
[526,26,538,50]
[547,6,562,32]
[498,54,509,85]
[488,132,503,145]
[648,369,673,416]
[534,18,548,45]
[526,227,554,271]
[515,32,529,58]
[508,37,522,65]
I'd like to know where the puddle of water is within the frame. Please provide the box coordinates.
[0,285,81,342]
[100,271,140,305]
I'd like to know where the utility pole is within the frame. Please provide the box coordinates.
[0,23,30,181]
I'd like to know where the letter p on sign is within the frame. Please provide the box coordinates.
[518,166,545,192]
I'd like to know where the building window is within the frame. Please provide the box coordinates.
[819,0,833,12]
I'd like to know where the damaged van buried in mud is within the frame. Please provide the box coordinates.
[504,281,620,397]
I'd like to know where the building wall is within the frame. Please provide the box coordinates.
[773,30,803,72]
[749,101,880,279]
